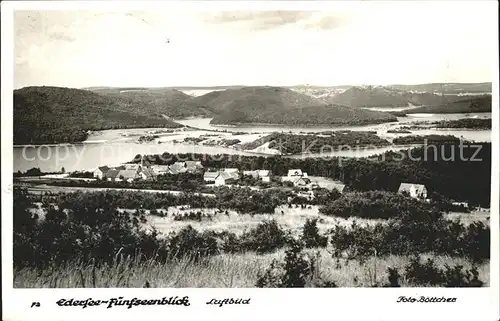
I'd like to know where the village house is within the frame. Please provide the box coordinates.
[96,162,157,182]
[282,169,310,187]
[215,171,233,186]
[185,161,204,172]
[204,171,219,183]
[167,161,204,175]
[242,170,271,182]
[106,169,140,183]
[93,166,109,179]
[123,164,140,171]
[222,168,240,180]
[139,167,157,181]
[398,183,428,199]
[95,165,126,179]
[150,165,171,176]
[204,170,235,186]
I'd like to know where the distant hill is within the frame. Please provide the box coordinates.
[330,86,409,107]
[205,86,397,126]
[388,82,492,94]
[328,85,472,108]
[188,86,326,112]
[87,87,213,118]
[402,95,492,114]
[14,86,183,145]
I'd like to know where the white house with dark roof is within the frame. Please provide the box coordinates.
[204,170,236,186]
[282,169,310,186]
[398,183,428,199]
[93,166,110,179]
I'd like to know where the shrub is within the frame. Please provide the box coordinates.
[329,221,386,261]
[327,205,490,261]
[256,239,317,288]
[403,256,484,287]
[404,257,445,286]
[240,220,288,254]
[13,194,171,269]
[385,267,401,287]
[167,226,219,261]
[320,191,438,220]
[301,218,327,248]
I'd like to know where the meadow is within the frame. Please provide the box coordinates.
[14,249,489,288]
[14,187,490,288]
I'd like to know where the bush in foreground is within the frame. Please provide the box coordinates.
[386,256,484,287]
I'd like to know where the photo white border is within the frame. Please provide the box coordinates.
[2,1,499,321]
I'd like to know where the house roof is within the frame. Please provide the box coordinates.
[223,168,239,173]
[104,169,120,179]
[218,171,233,180]
[151,165,170,173]
[204,171,220,180]
[140,168,157,178]
[297,177,311,185]
[185,161,203,169]
[168,162,188,174]
[331,183,346,193]
[288,169,302,176]
[116,170,139,179]
[97,166,110,172]
[282,176,310,185]
[398,183,427,193]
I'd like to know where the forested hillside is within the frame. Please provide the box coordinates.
[14,86,182,145]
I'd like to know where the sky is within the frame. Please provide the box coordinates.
[13,2,498,89]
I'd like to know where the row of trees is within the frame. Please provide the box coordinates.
[267,131,391,154]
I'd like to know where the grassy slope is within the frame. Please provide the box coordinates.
[14,250,489,288]
[14,86,183,145]
[202,86,397,125]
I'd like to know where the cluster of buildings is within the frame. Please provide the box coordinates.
[93,161,204,182]
[93,160,348,194]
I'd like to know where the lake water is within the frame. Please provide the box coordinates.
[13,112,491,173]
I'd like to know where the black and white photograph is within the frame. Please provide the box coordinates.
[2,1,499,312]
